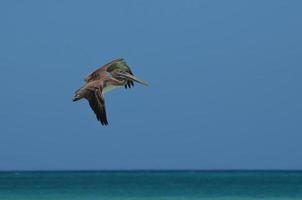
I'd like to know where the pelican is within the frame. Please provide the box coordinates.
[73,58,147,125]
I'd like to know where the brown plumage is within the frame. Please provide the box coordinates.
[73,58,148,125]
[85,58,135,89]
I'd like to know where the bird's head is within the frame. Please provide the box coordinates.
[72,89,85,102]
[72,94,81,102]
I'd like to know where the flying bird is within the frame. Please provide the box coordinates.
[73,58,148,125]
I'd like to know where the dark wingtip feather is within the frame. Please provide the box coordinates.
[88,90,109,126]
[125,81,134,89]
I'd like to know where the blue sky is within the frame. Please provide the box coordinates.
[0,0,301,170]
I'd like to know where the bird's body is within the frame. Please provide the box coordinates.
[103,84,123,94]
[73,58,147,125]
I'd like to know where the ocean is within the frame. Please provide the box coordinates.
[0,170,301,200]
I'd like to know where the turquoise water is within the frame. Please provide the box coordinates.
[0,171,301,200]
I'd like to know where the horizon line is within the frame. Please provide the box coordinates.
[1,169,302,173]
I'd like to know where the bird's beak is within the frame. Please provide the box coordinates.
[72,95,80,102]
[116,72,148,86]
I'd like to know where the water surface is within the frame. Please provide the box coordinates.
[0,170,301,200]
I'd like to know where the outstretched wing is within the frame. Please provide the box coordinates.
[85,58,134,89]
[85,58,122,83]
[87,88,108,125]
[106,58,134,89]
